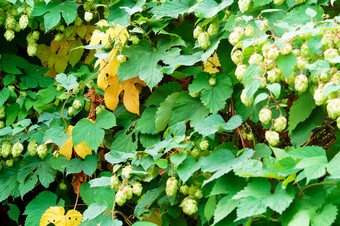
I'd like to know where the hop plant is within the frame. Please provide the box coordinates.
[115,189,127,206]
[191,148,200,158]
[327,98,340,119]
[122,165,133,179]
[274,116,287,132]
[54,33,63,42]
[207,22,219,36]
[5,16,16,30]
[197,32,210,50]
[247,133,254,141]
[209,77,216,86]
[324,48,338,59]
[241,88,253,106]
[130,35,140,45]
[110,175,120,189]
[27,140,38,156]
[0,121,4,130]
[231,50,243,65]
[96,105,106,114]
[117,55,126,63]
[235,64,247,82]
[59,182,67,190]
[166,177,178,197]
[123,185,133,199]
[6,159,14,167]
[194,189,203,199]
[228,32,240,46]
[133,182,143,196]
[238,0,251,13]
[19,14,28,30]
[180,185,190,195]
[265,131,280,146]
[37,144,47,159]
[72,100,82,110]
[68,107,74,117]
[266,45,280,61]
[0,106,5,119]
[84,11,93,22]
[296,57,307,70]
[27,43,37,57]
[314,88,325,106]
[260,20,268,31]
[337,117,340,130]
[248,53,263,66]
[245,25,254,38]
[1,142,12,158]
[199,139,209,151]
[295,74,308,93]
[180,198,198,215]
[267,68,281,83]
[259,108,272,124]
[32,31,40,40]
[4,30,15,42]
[296,0,306,5]
[12,142,24,158]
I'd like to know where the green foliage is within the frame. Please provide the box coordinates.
[0,0,340,225]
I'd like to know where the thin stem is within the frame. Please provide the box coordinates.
[298,182,336,199]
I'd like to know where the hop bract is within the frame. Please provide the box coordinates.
[197,32,210,50]
[180,198,198,215]
[327,98,340,119]
[27,140,38,156]
[240,89,253,106]
[295,74,308,93]
[166,177,178,197]
[133,182,143,196]
[259,108,272,124]
[122,165,133,179]
[274,116,287,132]
[199,139,209,151]
[265,131,280,146]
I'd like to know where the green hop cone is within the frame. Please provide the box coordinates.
[6,159,14,167]
[296,0,306,5]
[265,131,280,146]
[267,68,281,83]
[274,116,287,132]
[193,26,203,39]
[231,50,243,65]
[0,106,5,119]
[27,140,38,156]
[115,190,127,206]
[123,186,133,200]
[37,144,47,159]
[273,0,285,5]
[19,14,28,30]
[247,133,254,141]
[74,17,83,26]
[54,33,63,42]
[296,56,307,70]
[72,100,82,110]
[199,139,209,151]
[235,64,247,82]
[180,198,198,215]
[32,31,40,40]
[27,43,37,57]
[2,142,12,158]
[110,175,120,189]
[259,108,272,124]
[133,182,143,196]
[207,22,219,36]
[238,0,251,13]
[84,11,93,22]
[337,117,340,130]
[0,121,4,129]
[194,189,203,199]
[241,88,253,106]
[96,105,106,114]
[327,98,340,119]
[249,53,263,66]
[180,185,189,195]
[4,30,15,42]
[59,182,67,190]
[12,142,24,158]
[197,32,210,50]
[314,88,325,106]
[191,148,200,158]
[324,48,338,59]
[117,54,126,63]
[209,77,216,86]
[245,25,254,38]
[166,177,178,197]
[294,74,308,93]
[281,43,292,55]
[68,107,74,117]
[122,165,133,179]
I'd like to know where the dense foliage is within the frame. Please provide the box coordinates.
[0,0,340,225]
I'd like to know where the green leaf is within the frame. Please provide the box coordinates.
[83,203,108,221]
[243,64,262,86]
[193,0,233,18]
[177,156,200,183]
[253,0,272,7]
[135,107,158,134]
[267,83,281,99]
[134,186,164,217]
[23,191,59,226]
[311,204,338,226]
[121,0,146,15]
[89,177,111,187]
[145,82,182,107]
[107,0,133,26]
[254,143,272,158]
[307,35,322,55]
[169,92,210,127]
[133,222,159,226]
[72,119,104,150]
[170,153,187,167]
[204,195,217,221]
[324,84,340,97]
[188,72,211,94]
[151,0,195,19]
[307,60,330,74]
[213,195,239,225]
[246,79,261,101]
[0,54,28,74]
[155,92,180,132]
[288,92,316,132]
[296,156,328,183]
[110,130,137,153]
[276,53,297,78]
[200,74,233,113]
[55,73,79,91]
[105,151,135,164]
[165,52,203,74]
[64,155,98,176]
[118,40,181,88]
[96,110,116,129]
[0,163,20,202]
[7,203,20,223]
[0,88,10,107]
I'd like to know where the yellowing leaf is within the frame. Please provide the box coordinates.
[121,78,143,115]
[76,25,87,39]
[55,56,68,73]
[97,49,119,90]
[104,74,120,111]
[204,52,221,74]
[40,206,82,226]
[60,125,92,160]
[68,39,84,67]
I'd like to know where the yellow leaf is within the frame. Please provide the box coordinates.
[97,49,119,90]
[76,25,87,39]
[50,40,60,53]
[104,75,120,111]
[84,50,95,65]
[204,52,221,74]
[89,29,105,46]
[44,68,57,78]
[121,78,141,115]
[48,53,57,68]
[36,44,51,63]
[55,56,68,73]
[68,39,84,67]
[59,126,92,160]
[40,206,82,226]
